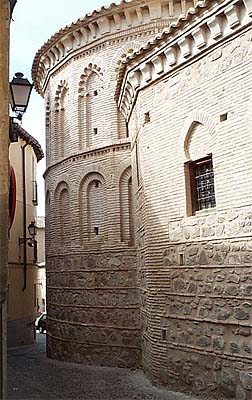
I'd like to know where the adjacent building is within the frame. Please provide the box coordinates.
[8,124,44,346]
[32,0,252,399]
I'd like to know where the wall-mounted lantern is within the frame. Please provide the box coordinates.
[9,72,33,119]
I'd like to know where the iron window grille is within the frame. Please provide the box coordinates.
[188,155,216,214]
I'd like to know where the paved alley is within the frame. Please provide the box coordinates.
[7,333,201,400]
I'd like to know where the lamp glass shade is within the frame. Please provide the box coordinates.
[28,222,37,237]
[10,73,33,114]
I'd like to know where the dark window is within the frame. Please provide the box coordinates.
[94,227,99,235]
[220,113,228,122]
[188,155,216,213]
[32,180,38,206]
[144,112,150,123]
[93,128,98,135]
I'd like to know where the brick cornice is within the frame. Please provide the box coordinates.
[44,139,131,178]
[117,0,252,120]
[32,0,194,95]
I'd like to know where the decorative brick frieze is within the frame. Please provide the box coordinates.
[32,0,195,95]
[118,0,252,119]
[168,206,252,243]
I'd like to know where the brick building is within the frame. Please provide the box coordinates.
[33,0,252,399]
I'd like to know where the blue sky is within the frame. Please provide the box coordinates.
[10,0,112,215]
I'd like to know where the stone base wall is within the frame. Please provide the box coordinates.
[140,237,252,399]
[46,250,141,368]
[47,336,141,368]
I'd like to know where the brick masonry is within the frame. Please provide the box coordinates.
[33,0,196,370]
[32,0,252,398]
[119,0,252,398]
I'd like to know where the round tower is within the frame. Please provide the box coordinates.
[32,0,194,367]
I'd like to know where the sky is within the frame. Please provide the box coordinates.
[10,0,112,215]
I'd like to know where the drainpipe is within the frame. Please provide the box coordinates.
[22,143,28,291]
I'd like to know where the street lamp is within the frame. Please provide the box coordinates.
[9,72,33,120]
[27,221,37,239]
[19,221,37,247]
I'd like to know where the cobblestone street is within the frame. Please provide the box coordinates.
[7,333,201,400]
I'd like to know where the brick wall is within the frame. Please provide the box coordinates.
[37,0,196,369]
[128,22,252,400]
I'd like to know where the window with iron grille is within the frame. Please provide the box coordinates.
[187,155,216,214]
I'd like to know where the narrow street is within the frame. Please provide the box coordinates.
[7,333,200,400]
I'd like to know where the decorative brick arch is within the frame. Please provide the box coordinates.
[54,181,71,247]
[75,164,110,188]
[53,80,69,159]
[54,79,69,110]
[178,110,217,162]
[52,173,71,193]
[119,166,134,245]
[78,63,104,149]
[108,41,141,84]
[78,63,104,95]
[45,98,51,164]
[79,171,107,244]
[45,190,51,251]
[108,42,141,140]
[118,159,131,180]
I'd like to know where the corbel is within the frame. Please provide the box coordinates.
[88,22,97,39]
[224,3,241,29]
[113,13,121,30]
[79,27,89,43]
[152,54,164,75]
[136,7,144,24]
[128,70,141,90]
[178,36,192,58]
[192,26,207,49]
[164,47,177,67]
[97,16,111,35]
[124,10,132,27]
[62,34,73,53]
[243,0,252,17]
[140,63,152,83]
[207,15,223,40]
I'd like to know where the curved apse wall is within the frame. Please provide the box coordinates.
[33,0,194,367]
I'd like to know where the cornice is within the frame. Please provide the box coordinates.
[32,0,194,95]
[40,21,174,96]
[44,139,131,178]
[117,0,252,120]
